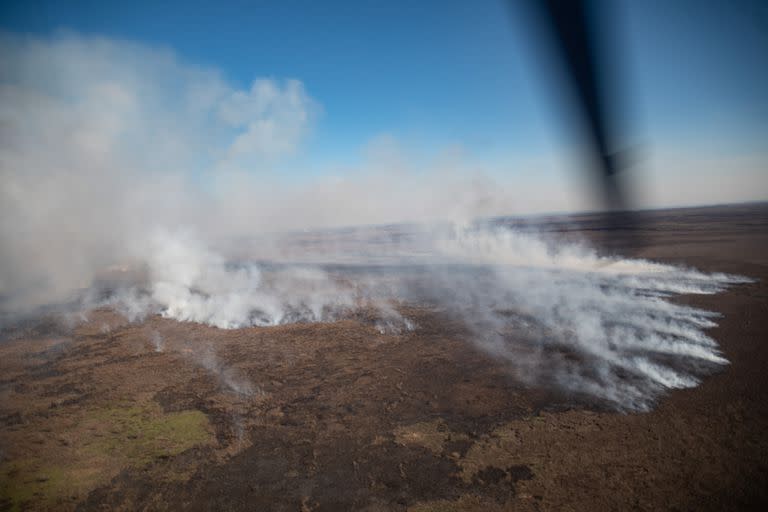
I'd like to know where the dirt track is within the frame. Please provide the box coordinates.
[2,203,768,511]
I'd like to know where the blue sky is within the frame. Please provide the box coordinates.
[2,0,766,208]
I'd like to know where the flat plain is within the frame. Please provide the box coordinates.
[2,203,767,511]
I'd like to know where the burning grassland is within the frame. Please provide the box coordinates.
[1,206,767,510]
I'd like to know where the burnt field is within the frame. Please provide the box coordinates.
[2,203,768,511]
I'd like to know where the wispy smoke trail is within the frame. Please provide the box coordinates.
[148,330,164,353]
[197,345,257,397]
[415,224,749,411]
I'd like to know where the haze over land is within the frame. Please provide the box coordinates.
[0,32,759,414]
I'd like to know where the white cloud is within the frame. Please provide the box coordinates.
[218,78,314,160]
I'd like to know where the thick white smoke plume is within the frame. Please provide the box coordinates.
[0,33,750,412]
[142,229,357,329]
[105,228,413,331]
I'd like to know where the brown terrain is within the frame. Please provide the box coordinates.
[1,203,768,511]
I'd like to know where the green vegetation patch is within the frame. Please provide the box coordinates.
[0,401,212,511]
[0,461,69,512]
[83,403,211,465]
